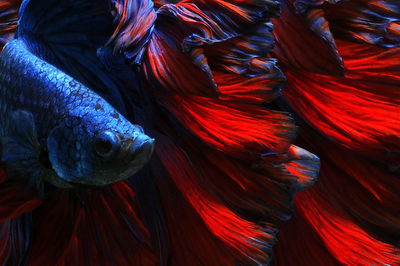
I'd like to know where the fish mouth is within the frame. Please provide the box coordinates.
[129,134,155,165]
[115,134,155,180]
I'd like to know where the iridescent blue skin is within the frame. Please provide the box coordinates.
[0,39,154,187]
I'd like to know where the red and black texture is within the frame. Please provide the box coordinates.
[272,0,400,265]
[0,0,318,264]
[0,0,399,265]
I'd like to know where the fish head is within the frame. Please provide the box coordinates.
[47,106,155,187]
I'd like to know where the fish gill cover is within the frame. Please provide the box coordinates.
[0,0,399,265]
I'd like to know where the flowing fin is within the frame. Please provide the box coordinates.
[272,207,341,266]
[163,95,296,155]
[1,110,47,192]
[61,183,157,265]
[10,0,321,264]
[205,22,286,104]
[272,1,345,75]
[116,0,320,263]
[1,110,40,170]
[283,41,400,169]
[324,0,400,47]
[272,1,400,261]
[0,213,33,265]
[141,0,282,98]
[154,136,274,265]
[16,0,135,114]
[0,0,21,51]
[273,123,400,265]
[0,182,42,223]
[27,191,81,265]
[106,0,156,64]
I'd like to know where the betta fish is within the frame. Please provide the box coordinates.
[0,38,155,189]
[0,0,399,265]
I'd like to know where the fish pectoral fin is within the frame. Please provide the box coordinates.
[1,110,41,175]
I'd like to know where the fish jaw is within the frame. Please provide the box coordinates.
[83,133,155,186]
[46,122,156,187]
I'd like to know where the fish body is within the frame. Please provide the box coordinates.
[0,38,154,188]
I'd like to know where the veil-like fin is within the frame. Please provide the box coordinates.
[272,1,400,264]
[283,41,400,168]
[325,0,400,47]
[0,0,21,51]
[272,0,345,75]
[0,0,324,264]
[126,1,320,263]
[0,179,42,223]
[0,213,33,265]
[16,0,137,113]
[27,191,81,265]
[61,183,157,265]
[205,21,285,103]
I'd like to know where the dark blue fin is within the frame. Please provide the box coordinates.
[128,165,168,266]
[0,212,33,265]
[1,110,40,173]
[16,0,138,116]
[0,110,48,194]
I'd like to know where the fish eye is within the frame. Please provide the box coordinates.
[94,131,119,158]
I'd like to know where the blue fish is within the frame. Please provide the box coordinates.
[0,0,325,265]
[0,38,154,188]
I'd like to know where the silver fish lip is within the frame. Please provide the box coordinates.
[130,134,155,164]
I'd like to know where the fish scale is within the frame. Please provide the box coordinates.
[1,39,127,140]
[0,38,155,187]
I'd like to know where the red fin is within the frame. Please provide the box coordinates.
[138,1,320,263]
[283,41,400,165]
[177,142,319,223]
[142,0,282,97]
[155,137,276,264]
[206,22,286,103]
[107,0,156,63]
[0,0,21,51]
[61,183,157,265]
[272,208,341,266]
[143,30,219,97]
[163,95,296,154]
[277,186,400,265]
[324,0,400,47]
[295,178,400,265]
[274,125,400,265]
[27,191,81,265]
[272,1,344,75]
[0,182,42,222]
[212,67,285,104]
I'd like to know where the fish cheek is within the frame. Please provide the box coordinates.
[47,125,94,183]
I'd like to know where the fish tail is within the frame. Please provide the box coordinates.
[114,0,320,264]
[272,0,400,265]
